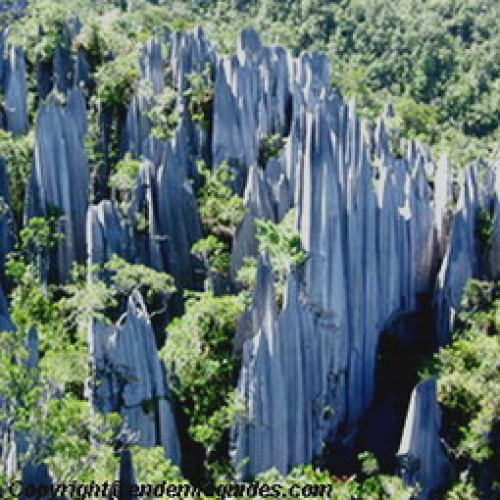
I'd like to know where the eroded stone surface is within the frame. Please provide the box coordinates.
[397,379,452,499]
[89,291,181,465]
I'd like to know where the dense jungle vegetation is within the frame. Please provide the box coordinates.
[2,0,499,167]
[0,0,499,498]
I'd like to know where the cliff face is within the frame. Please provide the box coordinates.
[0,16,498,495]
[88,291,181,465]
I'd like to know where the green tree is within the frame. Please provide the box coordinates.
[161,291,246,477]
[425,280,500,495]
[197,161,245,241]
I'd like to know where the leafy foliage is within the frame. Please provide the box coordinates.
[108,152,141,192]
[60,255,175,328]
[95,52,140,109]
[161,291,245,473]
[146,85,180,141]
[132,446,187,486]
[197,161,245,239]
[475,207,496,252]
[426,280,500,495]
[233,457,415,500]
[238,210,307,306]
[105,254,176,300]
[192,235,230,276]
[257,133,284,167]
[0,130,35,221]
[184,65,214,130]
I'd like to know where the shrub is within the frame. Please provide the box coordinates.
[146,85,179,141]
[426,280,500,496]
[108,153,141,192]
[161,291,246,472]
[197,161,245,239]
[236,210,307,305]
[0,130,35,222]
[257,133,284,167]
[95,52,140,109]
[184,65,214,130]
[191,235,230,276]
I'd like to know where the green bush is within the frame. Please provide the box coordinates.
[257,133,284,167]
[0,130,35,222]
[184,65,214,130]
[426,280,500,495]
[197,161,245,239]
[146,85,180,141]
[191,235,231,276]
[161,291,246,473]
[95,52,140,109]
[237,210,307,306]
[475,207,495,252]
[108,153,141,191]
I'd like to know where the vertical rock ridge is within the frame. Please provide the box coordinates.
[27,88,90,281]
[88,291,181,465]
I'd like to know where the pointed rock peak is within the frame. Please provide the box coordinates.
[300,52,330,91]
[348,95,357,116]
[397,378,452,496]
[193,25,204,37]
[238,28,262,56]
[9,44,24,65]
[244,164,264,201]
[384,102,395,119]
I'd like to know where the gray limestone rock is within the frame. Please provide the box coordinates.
[140,38,165,95]
[27,88,90,281]
[397,379,452,499]
[144,138,203,288]
[435,161,497,345]
[490,162,500,279]
[86,200,131,270]
[4,45,28,135]
[213,30,291,190]
[0,159,13,288]
[231,31,498,476]
[88,291,181,465]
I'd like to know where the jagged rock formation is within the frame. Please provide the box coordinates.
[230,33,455,476]
[88,291,181,465]
[0,17,498,492]
[3,45,28,135]
[435,161,498,345]
[213,28,291,190]
[492,167,500,278]
[397,379,452,498]
[26,88,89,282]
[0,159,13,288]
[232,256,321,476]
